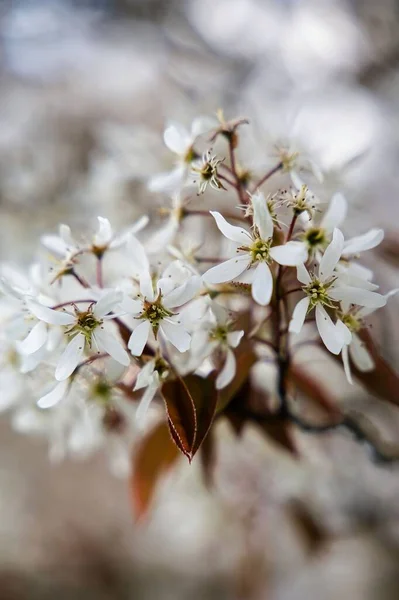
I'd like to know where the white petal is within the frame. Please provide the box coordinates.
[210,211,252,244]
[134,359,156,390]
[320,193,347,232]
[128,320,151,356]
[315,305,343,355]
[336,319,353,345]
[202,255,251,285]
[210,300,229,325]
[341,344,353,385]
[216,348,236,389]
[94,217,112,247]
[111,216,149,249]
[60,224,76,247]
[93,290,122,318]
[226,330,244,348]
[343,228,384,256]
[296,263,311,284]
[55,333,85,381]
[38,380,69,409]
[343,262,374,282]
[17,321,48,355]
[147,166,187,194]
[164,124,190,154]
[329,286,386,308]
[318,228,344,280]
[93,328,130,366]
[290,170,305,190]
[251,192,273,239]
[139,270,155,301]
[127,235,150,275]
[119,295,142,315]
[147,218,179,253]
[159,320,191,352]
[163,276,201,308]
[26,300,75,325]
[349,333,374,372]
[289,297,310,333]
[135,375,160,424]
[251,262,273,306]
[40,234,68,256]
[190,116,216,138]
[270,241,308,266]
[129,214,149,235]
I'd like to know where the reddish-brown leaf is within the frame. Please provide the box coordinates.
[162,374,218,461]
[350,328,399,406]
[162,376,197,459]
[131,421,180,520]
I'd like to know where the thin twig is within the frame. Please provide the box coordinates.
[251,162,283,193]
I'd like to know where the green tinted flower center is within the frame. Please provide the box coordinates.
[141,301,173,327]
[92,379,112,404]
[341,313,361,332]
[303,227,327,249]
[304,278,335,310]
[68,309,101,345]
[249,238,271,263]
[210,325,229,344]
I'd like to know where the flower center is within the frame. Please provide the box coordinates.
[304,278,336,310]
[92,379,112,403]
[249,238,271,263]
[210,325,229,344]
[77,311,101,331]
[341,313,361,332]
[141,300,173,328]
[67,308,101,345]
[303,227,327,249]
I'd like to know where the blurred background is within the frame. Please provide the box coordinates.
[0,0,399,598]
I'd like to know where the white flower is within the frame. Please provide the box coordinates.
[337,289,399,384]
[148,118,214,194]
[28,290,130,380]
[295,189,384,259]
[41,215,148,280]
[192,301,244,389]
[190,150,225,194]
[289,229,386,354]
[0,277,70,360]
[202,192,308,305]
[124,242,202,355]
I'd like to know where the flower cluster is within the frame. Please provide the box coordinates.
[0,113,396,475]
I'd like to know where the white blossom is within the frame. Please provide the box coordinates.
[337,289,399,384]
[191,301,244,389]
[289,229,386,354]
[148,118,215,194]
[202,192,307,305]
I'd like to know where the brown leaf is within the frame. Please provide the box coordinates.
[162,374,218,461]
[349,328,399,406]
[162,376,196,459]
[131,421,180,520]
